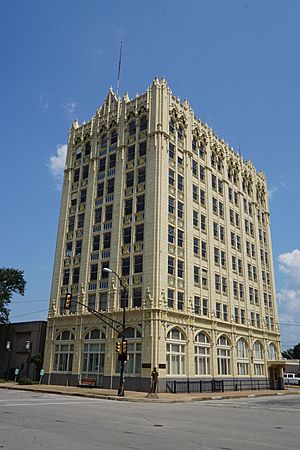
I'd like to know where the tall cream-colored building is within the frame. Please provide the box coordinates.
[44,78,283,392]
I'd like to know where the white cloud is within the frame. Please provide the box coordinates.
[39,95,49,112]
[47,144,67,186]
[62,99,77,117]
[277,249,300,348]
[268,186,278,200]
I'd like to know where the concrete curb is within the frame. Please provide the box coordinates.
[1,383,299,403]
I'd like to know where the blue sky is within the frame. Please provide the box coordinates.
[1,0,299,349]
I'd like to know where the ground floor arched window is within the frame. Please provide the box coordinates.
[82,328,106,385]
[194,332,211,375]
[217,335,231,375]
[166,327,186,375]
[253,340,264,376]
[236,338,249,375]
[53,330,74,372]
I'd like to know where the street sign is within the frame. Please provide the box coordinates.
[14,368,19,375]
[40,369,45,376]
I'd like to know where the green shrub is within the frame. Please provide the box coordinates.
[18,377,39,385]
[0,378,7,383]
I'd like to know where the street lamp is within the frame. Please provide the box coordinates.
[103,267,127,397]
[5,341,12,380]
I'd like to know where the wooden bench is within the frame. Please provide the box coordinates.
[79,377,97,387]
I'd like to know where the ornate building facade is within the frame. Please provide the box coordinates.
[43,78,283,391]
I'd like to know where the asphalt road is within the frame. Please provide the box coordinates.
[0,390,299,450]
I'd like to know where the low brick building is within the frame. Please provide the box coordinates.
[0,321,47,380]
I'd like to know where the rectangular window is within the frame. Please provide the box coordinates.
[73,267,80,284]
[178,175,184,192]
[232,256,236,271]
[200,165,205,181]
[65,242,72,257]
[82,165,89,179]
[216,302,221,318]
[241,309,245,324]
[127,145,135,161]
[88,294,96,310]
[138,167,146,184]
[213,222,218,239]
[194,237,199,255]
[169,169,175,186]
[74,240,81,256]
[99,292,108,311]
[125,199,133,215]
[109,153,116,169]
[169,143,175,159]
[90,264,98,281]
[178,260,184,278]
[168,289,174,308]
[107,178,114,194]
[212,174,217,190]
[201,214,206,232]
[136,195,145,212]
[93,235,100,251]
[62,269,70,285]
[74,169,80,183]
[193,210,198,227]
[105,204,113,221]
[219,202,224,218]
[68,216,75,232]
[201,241,207,259]
[178,201,184,218]
[202,269,208,289]
[221,251,226,268]
[121,258,130,276]
[169,226,175,244]
[193,184,198,201]
[132,287,142,308]
[135,224,144,242]
[239,283,244,300]
[192,159,198,176]
[78,213,85,229]
[177,230,184,247]
[97,182,104,198]
[200,189,205,206]
[215,274,221,292]
[177,292,184,311]
[222,277,227,295]
[103,232,111,249]
[220,225,225,242]
[235,307,239,323]
[123,227,131,244]
[126,171,134,188]
[214,247,219,265]
[212,197,218,214]
[139,142,147,157]
[169,196,175,215]
[94,208,102,224]
[101,261,109,278]
[194,296,200,314]
[80,189,87,203]
[134,255,143,273]
[202,298,208,316]
[223,304,228,321]
[194,266,200,285]
[168,256,175,275]
[99,158,106,172]
[218,179,223,195]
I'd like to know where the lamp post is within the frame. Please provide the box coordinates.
[103,267,127,397]
[25,340,32,378]
[5,341,12,380]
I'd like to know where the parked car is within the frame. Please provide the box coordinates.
[283,373,300,385]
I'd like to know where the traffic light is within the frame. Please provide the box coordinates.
[64,293,72,310]
[122,340,127,356]
[116,341,121,354]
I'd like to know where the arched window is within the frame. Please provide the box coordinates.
[253,340,264,376]
[268,343,277,361]
[53,330,74,372]
[217,335,231,375]
[192,137,197,152]
[140,115,147,132]
[236,338,249,375]
[166,327,186,375]
[194,332,210,375]
[110,129,118,145]
[82,328,106,385]
[117,327,141,375]
[128,121,136,137]
[76,146,82,161]
[101,133,107,149]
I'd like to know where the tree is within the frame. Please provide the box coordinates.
[0,267,26,324]
[282,343,300,359]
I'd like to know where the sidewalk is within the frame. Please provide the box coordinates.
[1,382,299,403]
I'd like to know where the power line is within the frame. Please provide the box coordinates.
[10,309,48,320]
[11,300,49,304]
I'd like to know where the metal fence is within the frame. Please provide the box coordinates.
[166,378,279,394]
